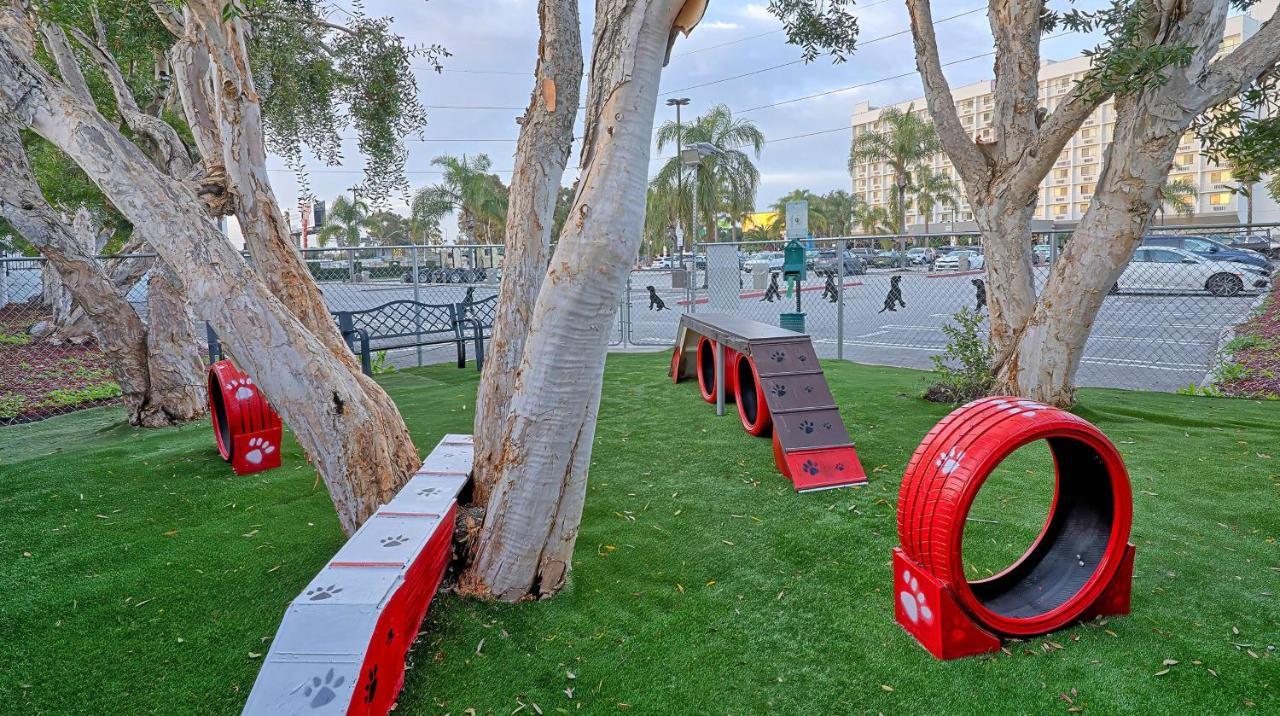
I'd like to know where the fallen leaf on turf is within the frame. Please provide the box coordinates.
[675,583,684,593]
[248,652,262,659]
[1154,669,1170,676]
[880,684,894,692]
[1162,659,1178,666]
[475,638,485,655]
[163,530,178,537]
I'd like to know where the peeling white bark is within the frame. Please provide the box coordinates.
[0,9,417,531]
[462,0,689,602]
[473,0,583,506]
[1000,1,1280,404]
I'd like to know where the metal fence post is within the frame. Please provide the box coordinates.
[347,247,356,283]
[412,245,423,367]
[837,241,845,360]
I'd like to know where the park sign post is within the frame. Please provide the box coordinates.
[785,200,808,240]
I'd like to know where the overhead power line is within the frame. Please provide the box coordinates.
[412,4,983,111]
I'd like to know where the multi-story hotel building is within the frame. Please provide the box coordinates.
[848,4,1280,233]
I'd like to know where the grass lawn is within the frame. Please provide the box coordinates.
[1,353,1277,714]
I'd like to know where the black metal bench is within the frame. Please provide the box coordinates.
[333,296,496,375]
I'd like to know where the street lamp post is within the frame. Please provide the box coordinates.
[666,98,690,265]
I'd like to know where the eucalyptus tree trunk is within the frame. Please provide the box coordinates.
[997,0,1280,404]
[166,1,358,368]
[462,0,696,602]
[0,11,418,533]
[473,0,583,505]
[139,269,206,426]
[905,0,1102,357]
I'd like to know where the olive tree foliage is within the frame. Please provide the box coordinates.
[772,0,1280,405]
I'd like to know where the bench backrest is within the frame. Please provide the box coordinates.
[335,300,458,342]
[457,295,496,331]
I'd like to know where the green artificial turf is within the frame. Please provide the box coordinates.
[0,353,1276,714]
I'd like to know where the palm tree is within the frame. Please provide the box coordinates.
[411,154,508,244]
[317,193,369,247]
[850,104,939,260]
[1156,178,1197,224]
[912,165,960,236]
[820,189,862,237]
[855,204,895,236]
[653,104,765,246]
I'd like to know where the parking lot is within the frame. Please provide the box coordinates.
[2,259,1266,393]
[314,263,1265,393]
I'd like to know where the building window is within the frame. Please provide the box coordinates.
[1209,192,1231,206]
[1210,170,1233,184]
[1054,168,1069,181]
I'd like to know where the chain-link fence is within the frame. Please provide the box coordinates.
[4,226,1273,424]
[625,225,1276,394]
[1,243,629,424]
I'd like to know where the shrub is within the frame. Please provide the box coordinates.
[924,307,994,403]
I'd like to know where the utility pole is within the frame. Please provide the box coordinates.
[666,97,690,264]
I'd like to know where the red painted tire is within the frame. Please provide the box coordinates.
[897,397,1132,637]
[733,353,772,437]
[695,337,738,404]
[208,360,281,463]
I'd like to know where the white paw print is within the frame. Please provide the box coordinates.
[226,377,255,401]
[936,447,965,475]
[991,398,1043,418]
[244,436,275,465]
[899,570,934,625]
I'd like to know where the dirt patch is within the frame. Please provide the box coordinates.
[1218,295,1280,399]
[0,304,121,425]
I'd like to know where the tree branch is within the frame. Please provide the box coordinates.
[149,0,185,37]
[37,20,92,106]
[66,20,194,178]
[1011,80,1108,200]
[1197,7,1280,113]
[904,0,987,185]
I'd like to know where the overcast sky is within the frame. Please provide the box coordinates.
[266,1,1115,240]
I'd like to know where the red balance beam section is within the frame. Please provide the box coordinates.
[242,435,473,715]
[208,360,282,475]
[894,398,1135,659]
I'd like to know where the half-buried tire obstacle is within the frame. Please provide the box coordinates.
[894,397,1136,659]
[208,360,283,475]
[671,313,867,491]
[243,434,472,714]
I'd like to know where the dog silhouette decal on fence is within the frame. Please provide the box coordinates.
[972,278,986,312]
[646,285,668,311]
[879,275,906,313]
[762,272,782,303]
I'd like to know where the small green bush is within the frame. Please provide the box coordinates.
[924,307,994,403]
[0,332,31,346]
[39,382,122,409]
[0,393,27,419]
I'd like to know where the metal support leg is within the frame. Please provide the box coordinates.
[715,340,725,417]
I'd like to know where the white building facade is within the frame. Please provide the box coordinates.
[849,6,1280,233]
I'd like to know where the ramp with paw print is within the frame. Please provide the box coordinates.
[670,313,866,491]
[242,435,472,715]
[208,360,283,475]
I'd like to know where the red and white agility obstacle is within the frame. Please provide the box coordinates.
[894,398,1135,659]
[242,435,471,714]
[208,360,283,475]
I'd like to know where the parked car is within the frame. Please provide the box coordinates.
[1142,235,1272,274]
[1033,244,1052,264]
[401,266,486,284]
[747,251,785,272]
[934,249,985,271]
[1219,233,1272,256]
[813,250,868,276]
[871,250,909,268]
[1116,246,1269,297]
[906,247,936,265]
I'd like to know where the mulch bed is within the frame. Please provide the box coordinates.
[1219,295,1280,399]
[0,304,121,425]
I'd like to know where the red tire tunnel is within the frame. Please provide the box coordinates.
[208,360,283,475]
[894,397,1135,659]
[671,314,866,492]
